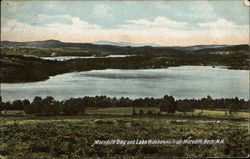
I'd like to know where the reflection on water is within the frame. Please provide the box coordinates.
[1,66,249,101]
[41,55,131,61]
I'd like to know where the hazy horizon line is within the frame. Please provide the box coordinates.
[1,39,249,47]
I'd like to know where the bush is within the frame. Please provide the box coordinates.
[132,108,137,115]
[139,109,144,115]
[147,110,153,115]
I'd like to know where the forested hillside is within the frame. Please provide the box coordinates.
[1,41,249,83]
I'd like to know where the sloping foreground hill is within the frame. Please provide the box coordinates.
[0,114,248,158]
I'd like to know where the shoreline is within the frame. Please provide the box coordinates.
[1,64,248,84]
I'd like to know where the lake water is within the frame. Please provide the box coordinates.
[1,66,249,101]
[41,55,131,61]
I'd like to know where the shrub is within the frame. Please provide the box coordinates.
[139,109,144,115]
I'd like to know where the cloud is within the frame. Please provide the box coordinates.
[195,18,249,44]
[1,16,100,42]
[46,17,100,30]
[154,1,216,24]
[92,4,113,19]
[126,17,188,29]
[1,15,248,46]
[37,15,100,29]
[198,18,248,30]
[2,1,22,14]
[37,14,72,20]
[188,1,215,19]
[45,1,61,9]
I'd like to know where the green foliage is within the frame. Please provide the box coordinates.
[41,96,61,115]
[147,110,154,115]
[228,97,240,117]
[24,96,42,115]
[177,101,195,115]
[2,95,248,117]
[0,54,69,83]
[1,44,249,83]
[139,109,144,115]
[0,115,248,158]
[132,108,137,115]
[62,98,85,115]
[160,95,177,114]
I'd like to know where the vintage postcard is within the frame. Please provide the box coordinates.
[0,0,249,158]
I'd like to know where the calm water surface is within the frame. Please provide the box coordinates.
[1,66,249,101]
[41,55,131,61]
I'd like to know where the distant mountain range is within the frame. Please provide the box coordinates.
[1,40,247,52]
[93,41,230,51]
[93,41,162,47]
[171,45,230,51]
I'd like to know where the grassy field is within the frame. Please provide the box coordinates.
[2,107,248,119]
[0,107,249,158]
[86,107,249,119]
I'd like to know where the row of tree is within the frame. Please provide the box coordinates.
[0,95,248,116]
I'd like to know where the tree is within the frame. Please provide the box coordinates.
[133,98,144,108]
[0,96,2,115]
[41,96,60,115]
[62,98,85,115]
[22,99,30,107]
[139,109,144,115]
[12,100,24,110]
[228,97,240,117]
[177,100,194,116]
[132,107,137,115]
[2,101,11,111]
[160,95,177,115]
[25,96,43,114]
[118,97,131,107]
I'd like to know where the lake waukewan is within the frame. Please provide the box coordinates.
[1,66,249,101]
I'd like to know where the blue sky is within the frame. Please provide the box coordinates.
[1,0,249,46]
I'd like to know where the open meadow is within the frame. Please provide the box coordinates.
[0,107,249,158]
